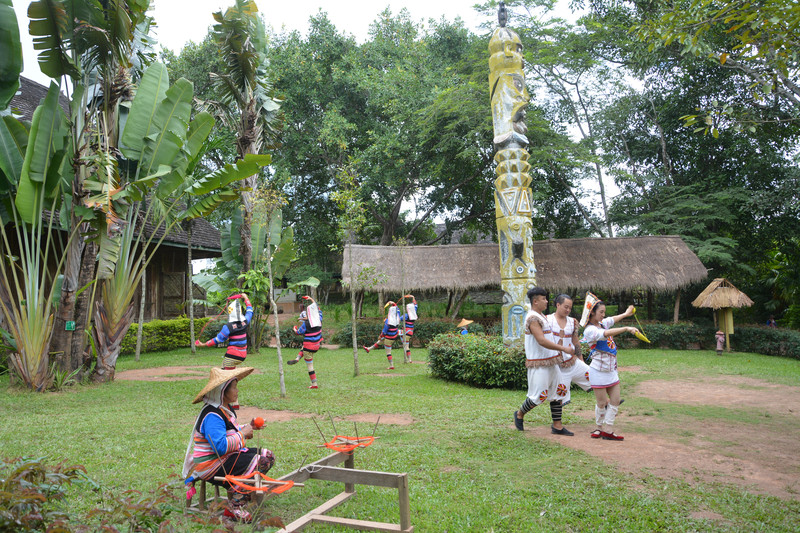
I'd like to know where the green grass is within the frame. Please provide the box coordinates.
[2,347,799,531]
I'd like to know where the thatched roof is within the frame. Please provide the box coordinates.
[691,278,754,309]
[9,76,70,121]
[342,236,707,293]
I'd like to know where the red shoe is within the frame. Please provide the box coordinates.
[308,384,318,389]
[363,345,371,353]
[590,430,602,439]
[223,507,252,522]
[600,431,624,441]
[388,366,395,370]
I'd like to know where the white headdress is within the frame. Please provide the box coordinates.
[579,292,601,327]
[228,299,244,323]
[306,302,321,328]
[406,302,417,321]
[386,302,400,326]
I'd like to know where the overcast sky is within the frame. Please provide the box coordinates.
[12,0,496,85]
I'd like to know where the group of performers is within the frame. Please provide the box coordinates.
[514,288,640,441]
[363,295,418,369]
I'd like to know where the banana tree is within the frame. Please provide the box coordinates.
[87,61,271,381]
[0,82,73,390]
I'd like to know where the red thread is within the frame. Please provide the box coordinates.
[324,435,375,454]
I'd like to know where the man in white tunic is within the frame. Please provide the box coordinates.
[514,287,576,435]
[547,294,591,406]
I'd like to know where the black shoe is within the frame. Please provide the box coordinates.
[287,358,299,365]
[619,399,625,405]
[551,426,574,436]
[513,411,524,431]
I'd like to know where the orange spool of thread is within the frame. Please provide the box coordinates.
[253,417,264,429]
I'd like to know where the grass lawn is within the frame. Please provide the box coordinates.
[1,346,799,532]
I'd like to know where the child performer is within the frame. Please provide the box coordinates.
[363,301,401,370]
[580,293,639,441]
[288,296,323,389]
[514,287,576,435]
[401,294,418,363]
[196,294,253,373]
[547,294,592,406]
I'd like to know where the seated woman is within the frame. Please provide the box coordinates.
[183,367,274,522]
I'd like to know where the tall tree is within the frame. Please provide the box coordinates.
[208,0,281,273]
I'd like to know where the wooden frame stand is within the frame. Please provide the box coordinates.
[270,451,412,533]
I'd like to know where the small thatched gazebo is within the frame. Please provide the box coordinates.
[691,278,754,351]
[342,236,707,320]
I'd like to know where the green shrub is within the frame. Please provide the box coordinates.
[728,326,800,359]
[120,317,214,355]
[278,325,304,349]
[332,320,385,347]
[613,322,716,350]
[428,333,525,390]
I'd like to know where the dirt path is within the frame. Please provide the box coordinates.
[524,375,800,500]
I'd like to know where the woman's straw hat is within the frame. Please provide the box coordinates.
[193,367,254,404]
[457,318,473,328]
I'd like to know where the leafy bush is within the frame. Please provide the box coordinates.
[0,457,85,531]
[613,322,717,350]
[332,320,385,347]
[428,333,525,390]
[119,317,213,355]
[278,325,304,349]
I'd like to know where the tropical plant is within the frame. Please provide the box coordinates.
[207,0,282,273]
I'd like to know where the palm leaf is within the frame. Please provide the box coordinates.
[187,153,270,195]
[120,61,169,159]
[27,0,79,79]
[138,77,193,177]
[0,116,28,190]
[15,82,67,223]
[0,0,22,109]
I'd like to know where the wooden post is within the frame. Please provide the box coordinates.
[198,480,206,511]
[398,473,411,532]
[673,289,681,324]
[344,453,355,493]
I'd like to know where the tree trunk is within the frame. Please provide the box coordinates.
[445,290,454,316]
[266,240,286,398]
[187,220,196,354]
[673,289,681,324]
[647,290,653,320]
[377,290,385,313]
[70,241,97,374]
[50,231,84,372]
[348,235,359,376]
[134,269,146,361]
[91,298,137,383]
[449,290,469,320]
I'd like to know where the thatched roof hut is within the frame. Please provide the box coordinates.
[691,278,754,309]
[342,235,707,293]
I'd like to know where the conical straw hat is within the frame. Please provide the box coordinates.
[457,318,473,328]
[193,367,254,404]
[579,292,601,327]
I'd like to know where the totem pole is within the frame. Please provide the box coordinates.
[489,3,536,345]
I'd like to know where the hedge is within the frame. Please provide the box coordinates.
[332,320,484,348]
[120,317,214,355]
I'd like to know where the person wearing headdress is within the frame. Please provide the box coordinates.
[457,318,473,335]
[182,367,274,523]
[196,294,254,373]
[400,294,418,363]
[513,287,576,435]
[580,292,639,441]
[287,296,323,389]
[547,294,591,406]
[363,301,400,369]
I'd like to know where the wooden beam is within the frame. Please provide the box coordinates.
[277,491,355,532]
[306,466,406,489]
[311,515,413,532]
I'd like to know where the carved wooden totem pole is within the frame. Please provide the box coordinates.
[489,3,536,345]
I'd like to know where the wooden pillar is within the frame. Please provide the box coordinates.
[673,289,681,324]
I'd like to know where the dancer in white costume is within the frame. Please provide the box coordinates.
[514,287,576,435]
[580,293,639,441]
[547,294,591,407]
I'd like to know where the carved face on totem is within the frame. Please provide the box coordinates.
[489,28,529,149]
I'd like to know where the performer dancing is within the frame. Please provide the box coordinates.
[580,293,639,441]
[513,287,575,435]
[401,294,418,363]
[547,294,591,406]
[363,301,401,370]
[288,296,323,389]
[197,294,253,375]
